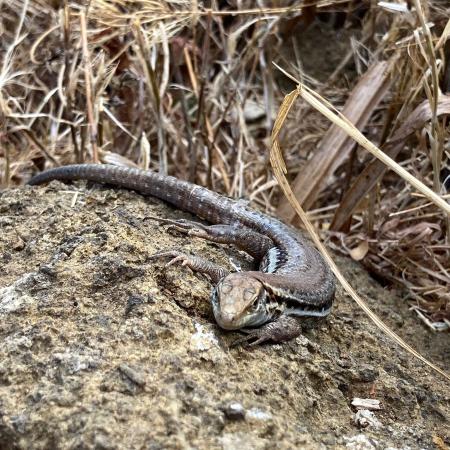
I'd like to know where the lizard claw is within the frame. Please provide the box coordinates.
[167,221,207,236]
[145,215,208,236]
[149,250,190,268]
[165,254,192,268]
[149,250,229,283]
[230,329,272,347]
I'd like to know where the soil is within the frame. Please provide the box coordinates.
[0,180,448,450]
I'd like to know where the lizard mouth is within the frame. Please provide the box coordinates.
[214,311,243,330]
[214,309,268,330]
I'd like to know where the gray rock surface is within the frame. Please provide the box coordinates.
[0,180,448,449]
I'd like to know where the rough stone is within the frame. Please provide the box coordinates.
[0,181,448,449]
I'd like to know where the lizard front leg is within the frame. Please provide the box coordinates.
[233,315,302,346]
[150,251,229,284]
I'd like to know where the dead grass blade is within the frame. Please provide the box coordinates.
[80,11,99,163]
[295,83,450,215]
[412,0,441,191]
[276,60,393,221]
[331,95,450,231]
[133,21,167,174]
[270,88,450,382]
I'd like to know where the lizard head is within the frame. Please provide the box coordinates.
[211,273,270,330]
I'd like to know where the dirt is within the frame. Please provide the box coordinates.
[0,180,448,450]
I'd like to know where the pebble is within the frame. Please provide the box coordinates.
[223,402,246,421]
[354,409,382,429]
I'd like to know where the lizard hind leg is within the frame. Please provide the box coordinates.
[147,215,274,260]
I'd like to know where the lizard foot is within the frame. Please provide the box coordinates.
[232,316,302,346]
[150,250,228,283]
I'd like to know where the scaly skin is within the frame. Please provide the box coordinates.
[28,164,336,344]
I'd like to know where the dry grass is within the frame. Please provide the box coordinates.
[0,1,449,365]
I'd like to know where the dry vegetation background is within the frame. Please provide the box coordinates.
[0,0,449,332]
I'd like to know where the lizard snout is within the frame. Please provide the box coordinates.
[215,309,242,330]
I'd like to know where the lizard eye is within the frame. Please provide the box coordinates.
[220,281,232,294]
[243,287,256,302]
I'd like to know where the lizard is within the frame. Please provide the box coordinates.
[28,164,336,345]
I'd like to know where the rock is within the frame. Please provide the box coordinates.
[223,402,246,421]
[345,434,378,450]
[0,183,447,449]
[354,409,382,429]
